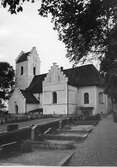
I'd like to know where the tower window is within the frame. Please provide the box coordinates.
[21,66,23,75]
[84,93,89,104]
[33,67,36,75]
[53,92,57,104]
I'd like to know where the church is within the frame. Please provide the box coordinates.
[8,47,112,116]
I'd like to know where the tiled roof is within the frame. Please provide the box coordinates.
[27,64,103,93]
[20,90,39,104]
[16,52,30,64]
[26,74,46,93]
[63,64,103,87]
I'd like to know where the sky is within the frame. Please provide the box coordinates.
[0,2,73,74]
[0,2,100,74]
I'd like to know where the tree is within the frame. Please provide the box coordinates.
[0,62,15,104]
[100,24,117,103]
[39,0,117,65]
[1,0,117,101]
[1,0,117,65]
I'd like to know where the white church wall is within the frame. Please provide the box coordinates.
[67,85,78,114]
[26,104,40,112]
[96,87,111,114]
[15,47,40,90]
[16,61,28,90]
[43,105,67,115]
[28,47,40,85]
[43,83,67,115]
[43,63,68,115]
[8,88,25,114]
[78,86,97,115]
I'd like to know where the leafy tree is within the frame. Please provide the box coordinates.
[1,0,117,65]
[1,0,117,101]
[0,62,15,104]
[100,24,117,103]
[39,0,117,65]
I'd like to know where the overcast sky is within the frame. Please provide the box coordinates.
[0,1,100,74]
[0,2,73,73]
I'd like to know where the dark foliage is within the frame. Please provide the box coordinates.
[1,0,117,99]
[0,62,15,101]
[113,112,117,122]
[39,0,117,65]
[1,0,117,65]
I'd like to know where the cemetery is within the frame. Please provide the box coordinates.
[0,114,99,165]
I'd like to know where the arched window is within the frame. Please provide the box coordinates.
[84,93,89,104]
[99,92,104,104]
[21,66,23,75]
[15,102,18,114]
[33,67,36,75]
[53,92,57,104]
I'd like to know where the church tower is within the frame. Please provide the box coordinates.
[15,47,40,90]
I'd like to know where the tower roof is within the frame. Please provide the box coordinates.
[16,47,38,64]
[16,52,30,64]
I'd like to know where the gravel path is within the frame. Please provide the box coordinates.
[0,149,72,166]
[68,114,117,166]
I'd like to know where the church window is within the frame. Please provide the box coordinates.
[33,67,36,75]
[21,66,23,75]
[53,92,57,104]
[15,102,18,114]
[84,93,89,104]
[99,92,104,104]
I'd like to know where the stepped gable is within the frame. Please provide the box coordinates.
[20,90,39,104]
[26,64,103,93]
[16,52,30,64]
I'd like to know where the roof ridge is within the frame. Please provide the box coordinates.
[27,64,102,93]
[35,64,96,77]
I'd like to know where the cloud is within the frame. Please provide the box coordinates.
[0,3,72,73]
[0,27,12,38]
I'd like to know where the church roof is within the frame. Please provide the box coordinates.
[20,90,39,104]
[16,52,30,64]
[64,64,103,87]
[26,74,46,93]
[27,64,103,93]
